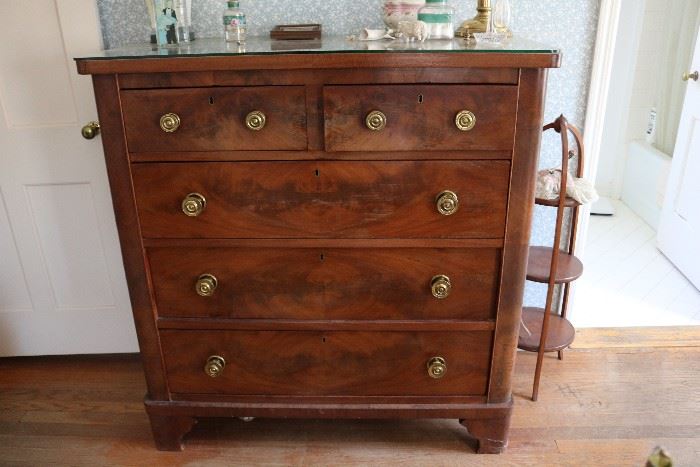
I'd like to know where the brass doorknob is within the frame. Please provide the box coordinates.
[81,121,100,139]
[196,274,218,297]
[182,193,207,217]
[682,71,699,82]
[455,110,476,131]
[245,111,266,130]
[204,355,226,377]
[436,190,460,216]
[427,357,447,379]
[431,275,452,299]
[160,113,181,133]
[365,110,387,131]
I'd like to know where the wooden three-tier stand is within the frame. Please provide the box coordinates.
[519,115,586,401]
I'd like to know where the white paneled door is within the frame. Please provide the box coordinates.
[658,28,700,291]
[0,1,138,355]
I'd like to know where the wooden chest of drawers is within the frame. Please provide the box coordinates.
[76,38,559,454]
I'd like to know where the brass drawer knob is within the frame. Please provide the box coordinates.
[245,111,266,131]
[182,193,206,217]
[682,70,698,82]
[81,121,100,139]
[196,274,218,297]
[455,110,476,131]
[436,190,459,216]
[204,355,226,378]
[431,275,452,299]
[427,356,447,379]
[365,110,387,131]
[160,113,181,133]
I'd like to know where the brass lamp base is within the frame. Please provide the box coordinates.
[455,0,491,38]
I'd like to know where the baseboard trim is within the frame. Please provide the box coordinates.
[571,326,700,349]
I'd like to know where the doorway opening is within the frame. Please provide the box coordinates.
[573,0,700,327]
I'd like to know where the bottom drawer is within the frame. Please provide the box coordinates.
[161,330,493,396]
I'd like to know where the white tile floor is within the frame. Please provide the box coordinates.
[571,200,700,327]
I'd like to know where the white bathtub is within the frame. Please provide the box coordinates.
[621,140,672,230]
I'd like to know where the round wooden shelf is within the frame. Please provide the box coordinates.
[535,196,581,208]
[518,307,576,353]
[526,246,583,284]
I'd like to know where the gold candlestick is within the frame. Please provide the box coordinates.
[455,0,492,38]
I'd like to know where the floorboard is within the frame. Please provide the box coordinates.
[0,339,698,466]
[574,200,700,327]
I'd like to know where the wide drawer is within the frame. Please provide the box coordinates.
[122,86,307,152]
[323,85,518,152]
[132,161,510,239]
[161,330,492,396]
[149,246,501,320]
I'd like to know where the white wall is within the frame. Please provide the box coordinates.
[594,0,645,198]
[626,0,667,146]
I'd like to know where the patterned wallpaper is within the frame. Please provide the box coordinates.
[96,0,600,306]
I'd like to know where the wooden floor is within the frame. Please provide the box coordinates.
[575,200,700,327]
[1,330,699,466]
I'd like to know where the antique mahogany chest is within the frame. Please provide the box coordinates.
[76,37,560,453]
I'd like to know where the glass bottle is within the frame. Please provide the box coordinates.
[492,0,512,36]
[223,1,246,44]
[417,0,455,40]
[145,0,157,44]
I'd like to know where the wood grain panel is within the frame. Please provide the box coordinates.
[488,69,547,404]
[148,247,501,320]
[117,68,520,89]
[128,149,512,163]
[132,161,510,239]
[160,330,493,396]
[91,75,169,398]
[76,52,561,75]
[142,238,503,248]
[122,86,307,152]
[157,318,496,332]
[324,85,517,152]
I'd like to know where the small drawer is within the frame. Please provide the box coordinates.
[132,160,510,239]
[149,247,501,320]
[161,330,493,396]
[122,86,307,152]
[323,85,518,152]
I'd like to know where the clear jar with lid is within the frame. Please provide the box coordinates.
[223,0,246,44]
[417,0,454,39]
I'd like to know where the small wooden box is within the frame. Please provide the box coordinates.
[270,24,322,40]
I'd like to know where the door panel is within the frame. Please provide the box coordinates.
[658,30,700,290]
[0,190,32,313]
[26,183,116,310]
[0,1,137,355]
[0,0,79,127]
[673,118,700,225]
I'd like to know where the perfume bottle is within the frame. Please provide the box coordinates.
[223,1,246,44]
[417,0,455,40]
[492,0,512,36]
